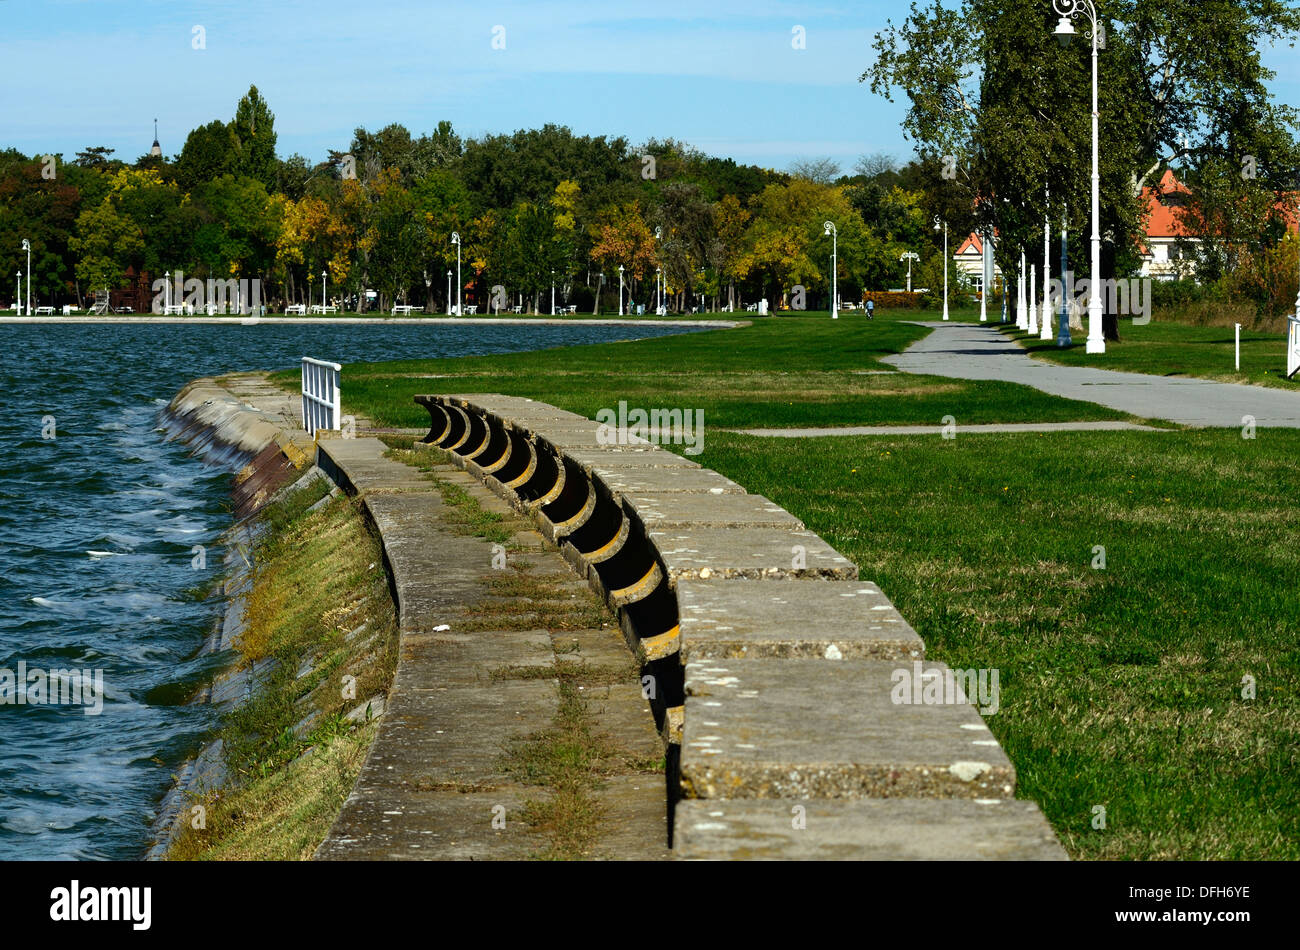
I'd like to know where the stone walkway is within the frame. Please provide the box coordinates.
[883,322,1300,428]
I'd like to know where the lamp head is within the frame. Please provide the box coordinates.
[21,239,30,251]
[1054,16,1076,46]
[450,231,460,245]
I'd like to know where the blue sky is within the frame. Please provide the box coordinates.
[3,0,1298,174]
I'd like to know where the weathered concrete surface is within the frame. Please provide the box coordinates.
[649,527,858,581]
[680,659,1013,799]
[622,492,805,531]
[676,578,925,660]
[674,799,1067,860]
[316,438,431,496]
[886,321,1300,427]
[597,467,746,496]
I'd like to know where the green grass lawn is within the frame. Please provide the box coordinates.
[699,428,1300,860]
[264,308,1299,858]
[1006,317,1300,390]
[279,312,1138,430]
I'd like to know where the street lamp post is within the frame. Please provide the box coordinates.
[1029,261,1038,335]
[933,217,949,321]
[450,231,462,316]
[15,271,21,316]
[655,266,662,315]
[1054,0,1105,353]
[824,221,838,319]
[164,270,171,313]
[22,239,31,316]
[446,270,452,313]
[1041,187,1054,340]
[1017,250,1028,329]
[900,251,919,293]
[322,270,328,311]
[618,265,624,316]
[979,230,989,322]
[551,269,556,315]
[1058,205,1073,346]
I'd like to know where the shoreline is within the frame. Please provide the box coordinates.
[0,315,744,327]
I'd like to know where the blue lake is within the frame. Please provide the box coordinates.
[0,321,696,860]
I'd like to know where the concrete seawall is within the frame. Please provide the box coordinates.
[415,393,1068,859]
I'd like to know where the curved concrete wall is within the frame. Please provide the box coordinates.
[415,393,1067,860]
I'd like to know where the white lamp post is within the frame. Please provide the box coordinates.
[446,270,452,313]
[1017,250,1028,329]
[1054,0,1105,353]
[979,229,990,322]
[22,239,31,316]
[933,217,949,321]
[1029,262,1037,335]
[322,270,328,311]
[551,269,556,315]
[900,251,919,293]
[450,231,462,316]
[618,265,625,316]
[164,270,171,313]
[1058,205,1073,346]
[1041,185,1054,340]
[15,270,21,316]
[655,266,662,315]
[824,221,838,319]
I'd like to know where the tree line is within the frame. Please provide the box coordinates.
[0,85,967,315]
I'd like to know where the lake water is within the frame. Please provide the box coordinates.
[0,321,695,860]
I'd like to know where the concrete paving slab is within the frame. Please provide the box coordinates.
[649,527,857,581]
[362,493,493,630]
[596,467,746,496]
[582,682,665,762]
[592,775,672,859]
[673,799,1066,860]
[372,680,558,788]
[622,491,804,531]
[680,659,1013,799]
[676,578,925,660]
[395,629,555,688]
[317,438,432,495]
[317,786,545,860]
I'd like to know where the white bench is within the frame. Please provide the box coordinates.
[285,304,306,315]
[511,305,523,314]
[34,305,55,315]
[464,305,477,315]
[392,304,417,315]
[163,304,188,315]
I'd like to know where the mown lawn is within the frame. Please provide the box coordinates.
[698,428,1300,860]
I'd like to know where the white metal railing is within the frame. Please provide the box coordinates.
[301,357,342,435]
[1288,314,1300,379]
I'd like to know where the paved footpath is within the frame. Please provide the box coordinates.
[884,322,1300,428]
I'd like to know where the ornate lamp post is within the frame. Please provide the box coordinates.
[1053,0,1105,353]
[450,231,462,316]
[900,251,919,293]
[22,239,31,316]
[824,221,838,319]
[933,216,949,321]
